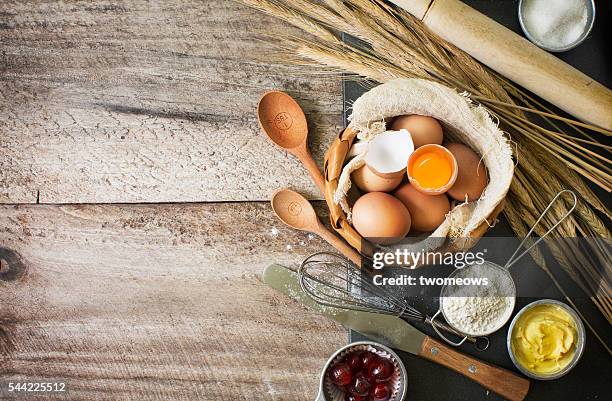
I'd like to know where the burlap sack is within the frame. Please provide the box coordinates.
[335,78,514,245]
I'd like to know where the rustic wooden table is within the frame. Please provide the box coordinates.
[0,2,346,400]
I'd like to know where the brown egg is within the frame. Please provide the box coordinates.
[352,192,411,244]
[352,164,403,193]
[390,115,443,148]
[446,143,488,202]
[394,183,450,232]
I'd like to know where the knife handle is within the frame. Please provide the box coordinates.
[419,336,530,401]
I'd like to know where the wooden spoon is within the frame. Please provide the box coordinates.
[271,189,361,267]
[258,91,326,195]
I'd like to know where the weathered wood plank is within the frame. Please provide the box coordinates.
[0,202,345,400]
[0,0,343,203]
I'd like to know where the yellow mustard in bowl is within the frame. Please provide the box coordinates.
[511,304,577,375]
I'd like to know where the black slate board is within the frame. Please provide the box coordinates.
[344,1,612,400]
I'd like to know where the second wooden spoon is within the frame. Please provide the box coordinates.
[271,188,361,267]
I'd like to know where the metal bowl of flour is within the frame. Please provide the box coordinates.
[433,262,516,346]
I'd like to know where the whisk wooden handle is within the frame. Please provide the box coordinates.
[419,336,530,401]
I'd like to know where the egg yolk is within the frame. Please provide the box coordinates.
[411,150,452,189]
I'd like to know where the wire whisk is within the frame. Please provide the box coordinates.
[298,251,489,350]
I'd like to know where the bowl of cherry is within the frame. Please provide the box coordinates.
[316,341,407,401]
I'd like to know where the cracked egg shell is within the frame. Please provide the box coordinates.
[352,164,404,193]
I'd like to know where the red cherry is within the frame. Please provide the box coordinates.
[350,373,373,396]
[346,352,365,373]
[329,362,353,387]
[344,393,367,401]
[371,383,391,401]
[367,358,394,382]
[361,352,380,373]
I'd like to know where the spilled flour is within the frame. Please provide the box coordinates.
[270,227,280,238]
[270,226,317,251]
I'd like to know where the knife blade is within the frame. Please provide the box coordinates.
[263,263,426,353]
[263,263,530,401]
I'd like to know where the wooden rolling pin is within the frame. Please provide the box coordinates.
[390,0,612,130]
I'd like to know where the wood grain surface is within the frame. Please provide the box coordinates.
[0,203,345,400]
[0,1,346,400]
[0,0,342,203]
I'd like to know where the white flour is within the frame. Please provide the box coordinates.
[441,263,515,336]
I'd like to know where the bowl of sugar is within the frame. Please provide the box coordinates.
[519,0,595,52]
